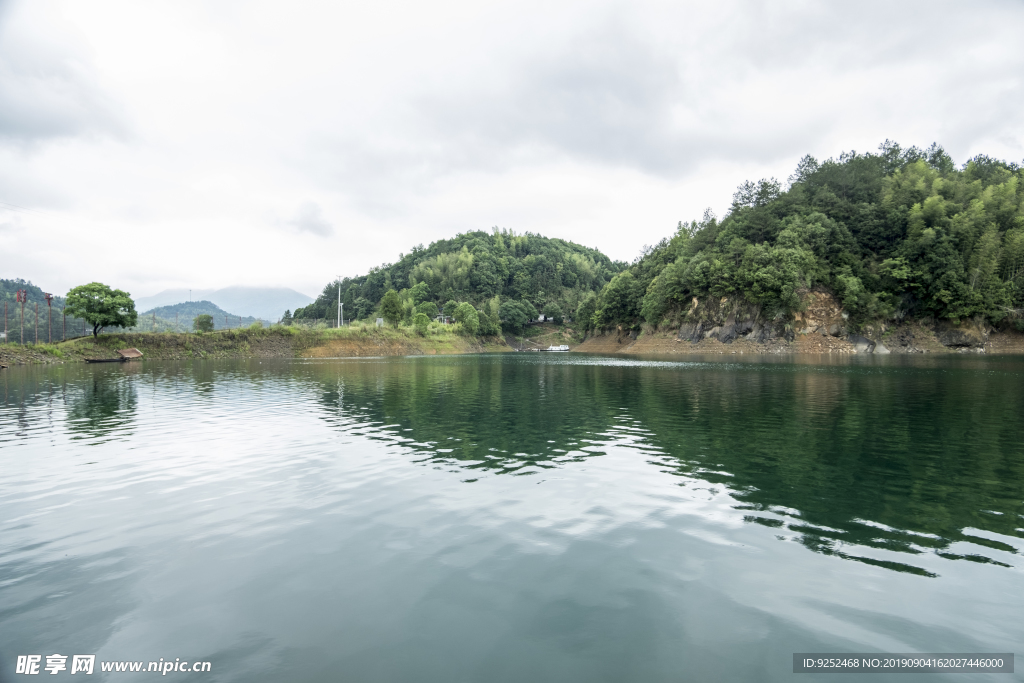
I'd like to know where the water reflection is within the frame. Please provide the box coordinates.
[303,354,1024,576]
[65,371,138,441]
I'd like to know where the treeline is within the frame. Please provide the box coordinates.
[293,229,624,332]
[584,141,1024,332]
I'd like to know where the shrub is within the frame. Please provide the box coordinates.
[413,312,430,335]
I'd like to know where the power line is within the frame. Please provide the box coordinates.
[0,200,46,216]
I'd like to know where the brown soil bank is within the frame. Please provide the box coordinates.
[0,328,510,366]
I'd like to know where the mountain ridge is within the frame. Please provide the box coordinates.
[135,286,313,321]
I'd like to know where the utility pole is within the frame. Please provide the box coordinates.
[16,290,26,345]
[337,277,341,328]
[44,293,53,343]
[63,306,66,340]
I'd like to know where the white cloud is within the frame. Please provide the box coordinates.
[1,0,1023,297]
[284,202,333,237]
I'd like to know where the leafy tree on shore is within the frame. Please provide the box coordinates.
[193,314,214,332]
[65,283,138,338]
[542,302,564,324]
[575,294,598,333]
[499,300,538,336]
[416,301,439,319]
[380,289,403,327]
[453,302,479,335]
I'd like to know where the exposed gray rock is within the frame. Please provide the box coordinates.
[849,334,875,353]
[937,328,983,348]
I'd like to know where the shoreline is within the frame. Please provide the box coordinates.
[0,327,510,366]
[3,323,1024,366]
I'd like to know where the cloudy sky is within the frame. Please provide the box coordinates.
[2,0,1023,298]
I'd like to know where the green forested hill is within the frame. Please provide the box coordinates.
[586,142,1024,332]
[294,229,624,323]
[137,301,264,331]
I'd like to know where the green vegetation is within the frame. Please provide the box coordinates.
[380,290,403,327]
[1,278,78,343]
[193,314,215,332]
[134,300,264,333]
[65,282,139,338]
[592,142,1024,331]
[293,229,624,336]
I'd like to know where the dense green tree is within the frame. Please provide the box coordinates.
[477,309,500,336]
[413,312,430,335]
[541,302,564,324]
[379,289,403,328]
[575,294,598,332]
[193,314,214,332]
[416,301,439,318]
[65,282,138,338]
[499,300,538,335]
[453,302,480,335]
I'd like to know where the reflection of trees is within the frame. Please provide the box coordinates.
[310,357,621,474]
[628,361,1024,576]
[307,356,1024,575]
[66,370,138,440]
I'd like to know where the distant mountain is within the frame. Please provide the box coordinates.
[135,287,313,321]
[136,301,263,332]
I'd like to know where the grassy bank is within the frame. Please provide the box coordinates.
[0,321,511,365]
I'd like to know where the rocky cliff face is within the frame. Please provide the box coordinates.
[676,296,794,345]
[672,291,996,354]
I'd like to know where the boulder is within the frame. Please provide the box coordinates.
[937,327,983,348]
[849,334,875,353]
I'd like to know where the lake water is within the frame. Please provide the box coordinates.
[1,354,1022,682]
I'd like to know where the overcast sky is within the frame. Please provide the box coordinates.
[2,0,1023,298]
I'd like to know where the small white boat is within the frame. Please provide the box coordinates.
[545,345,570,352]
